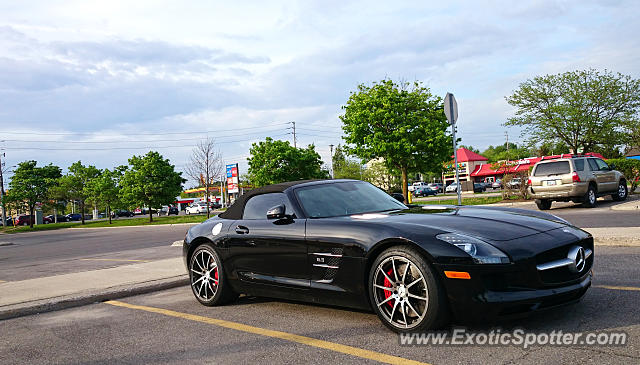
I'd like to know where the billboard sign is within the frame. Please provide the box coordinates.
[226,163,239,194]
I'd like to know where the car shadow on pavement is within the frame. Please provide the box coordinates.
[459,289,640,333]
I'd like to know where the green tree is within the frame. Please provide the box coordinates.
[481,143,534,163]
[120,151,185,222]
[505,69,640,154]
[86,167,126,224]
[332,145,364,180]
[340,79,451,201]
[58,161,101,225]
[7,161,61,228]
[247,138,329,187]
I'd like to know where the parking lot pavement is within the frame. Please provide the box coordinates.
[1,245,638,365]
[0,224,188,281]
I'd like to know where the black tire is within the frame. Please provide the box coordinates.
[582,184,597,208]
[189,244,238,306]
[535,199,552,210]
[368,246,449,333]
[612,180,628,201]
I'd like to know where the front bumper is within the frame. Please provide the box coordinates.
[435,263,592,323]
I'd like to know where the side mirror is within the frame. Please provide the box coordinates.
[266,204,286,219]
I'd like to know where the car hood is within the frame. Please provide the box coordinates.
[350,205,569,242]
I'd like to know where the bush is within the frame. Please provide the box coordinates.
[607,158,640,192]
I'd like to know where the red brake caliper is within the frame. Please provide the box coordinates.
[383,269,394,308]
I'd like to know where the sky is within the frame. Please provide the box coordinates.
[1,0,639,187]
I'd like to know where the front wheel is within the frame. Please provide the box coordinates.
[369,246,449,332]
[612,181,628,201]
[189,244,237,306]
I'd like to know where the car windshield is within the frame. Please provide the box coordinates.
[294,181,407,218]
[534,161,571,176]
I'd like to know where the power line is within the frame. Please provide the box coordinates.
[0,121,291,136]
[2,133,292,151]
[0,127,291,144]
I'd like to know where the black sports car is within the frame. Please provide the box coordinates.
[183,179,593,332]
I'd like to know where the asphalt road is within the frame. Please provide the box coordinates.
[1,245,638,364]
[0,225,189,281]
[501,199,640,228]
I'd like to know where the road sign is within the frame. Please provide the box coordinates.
[443,92,458,125]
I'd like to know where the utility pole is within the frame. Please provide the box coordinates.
[291,121,297,148]
[505,131,509,160]
[0,152,6,227]
[329,144,334,178]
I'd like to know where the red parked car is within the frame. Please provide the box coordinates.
[15,215,52,226]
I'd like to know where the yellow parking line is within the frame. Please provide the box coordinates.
[80,258,151,263]
[105,300,429,365]
[0,280,6,283]
[594,285,640,292]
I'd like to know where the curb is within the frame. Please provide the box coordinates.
[0,275,188,321]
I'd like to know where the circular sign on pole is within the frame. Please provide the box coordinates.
[443,92,458,125]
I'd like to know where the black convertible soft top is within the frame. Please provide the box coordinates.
[219,179,318,220]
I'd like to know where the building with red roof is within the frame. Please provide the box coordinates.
[442,148,605,185]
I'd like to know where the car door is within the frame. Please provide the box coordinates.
[594,158,617,192]
[226,192,308,287]
[588,158,615,192]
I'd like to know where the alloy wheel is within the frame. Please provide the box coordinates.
[190,249,219,301]
[372,256,428,329]
[618,184,627,198]
[589,190,596,204]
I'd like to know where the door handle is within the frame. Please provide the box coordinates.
[235,225,249,234]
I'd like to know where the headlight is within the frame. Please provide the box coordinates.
[436,233,510,264]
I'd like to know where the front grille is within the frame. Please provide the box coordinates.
[536,237,593,285]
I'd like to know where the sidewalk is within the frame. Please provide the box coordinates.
[0,257,188,320]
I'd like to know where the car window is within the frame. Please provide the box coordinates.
[595,159,610,171]
[533,161,571,176]
[243,193,291,220]
[295,181,407,218]
[587,158,599,171]
[573,159,585,171]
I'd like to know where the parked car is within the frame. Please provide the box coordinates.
[66,213,82,221]
[528,156,627,210]
[184,179,593,333]
[428,183,444,193]
[505,178,522,189]
[15,215,31,226]
[168,206,179,215]
[44,214,68,223]
[491,180,502,189]
[112,210,135,218]
[445,183,459,193]
[186,202,209,215]
[210,202,222,210]
[473,183,486,193]
[409,182,429,192]
[390,193,405,203]
[4,216,13,226]
[413,186,437,197]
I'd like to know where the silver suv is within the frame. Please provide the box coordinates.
[528,156,627,210]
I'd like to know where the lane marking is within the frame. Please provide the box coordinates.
[80,258,151,263]
[105,300,429,365]
[171,240,183,247]
[0,280,7,283]
[594,285,640,292]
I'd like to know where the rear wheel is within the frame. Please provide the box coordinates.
[369,246,449,332]
[535,199,552,210]
[189,244,237,306]
[612,181,628,201]
[582,185,597,208]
